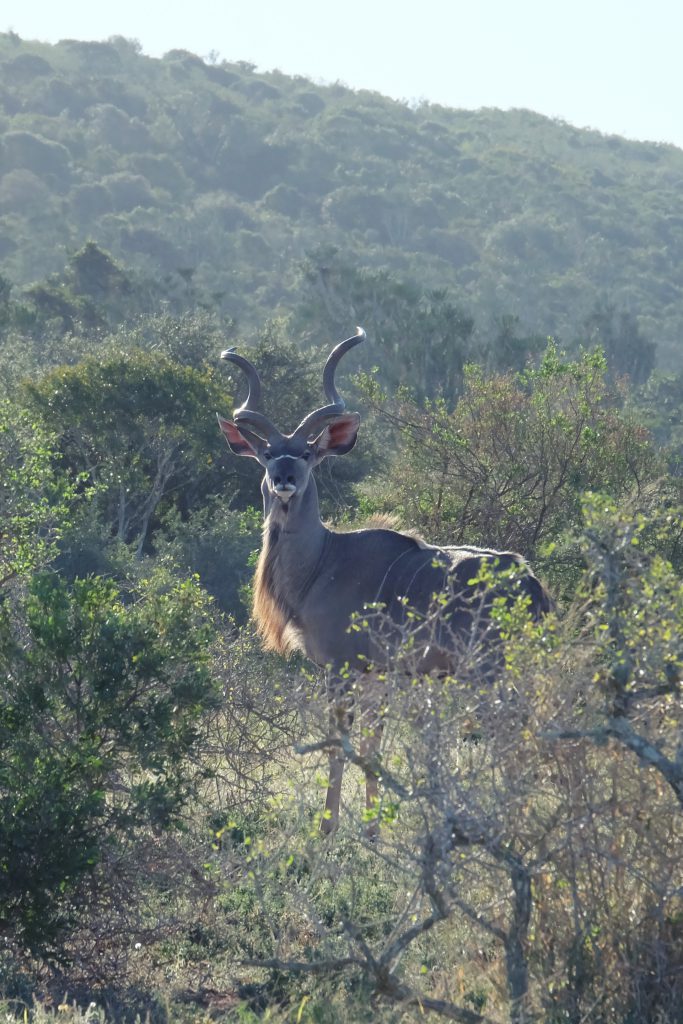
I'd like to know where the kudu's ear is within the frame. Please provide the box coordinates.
[217,414,263,459]
[313,413,361,459]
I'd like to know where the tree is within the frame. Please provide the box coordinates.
[0,399,75,588]
[486,314,548,372]
[295,252,475,401]
[547,492,683,807]
[69,241,130,303]
[582,301,656,386]
[23,349,238,557]
[0,130,71,186]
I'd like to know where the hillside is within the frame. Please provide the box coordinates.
[1,31,682,366]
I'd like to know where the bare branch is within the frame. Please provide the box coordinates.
[543,721,683,809]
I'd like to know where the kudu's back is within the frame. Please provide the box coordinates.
[291,524,551,678]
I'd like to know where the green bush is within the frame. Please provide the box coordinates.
[359,344,659,598]
[0,570,217,955]
[0,399,76,586]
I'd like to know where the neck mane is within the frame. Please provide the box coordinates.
[252,480,327,655]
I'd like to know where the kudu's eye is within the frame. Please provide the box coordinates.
[264,452,273,461]
[301,451,311,461]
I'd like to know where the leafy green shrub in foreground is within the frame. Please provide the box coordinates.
[0,570,217,956]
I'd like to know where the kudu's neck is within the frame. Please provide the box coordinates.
[263,473,329,588]
[253,473,330,655]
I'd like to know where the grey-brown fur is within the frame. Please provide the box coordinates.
[253,475,549,672]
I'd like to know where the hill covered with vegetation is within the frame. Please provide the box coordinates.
[1,30,682,368]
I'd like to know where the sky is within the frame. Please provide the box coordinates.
[6,0,683,150]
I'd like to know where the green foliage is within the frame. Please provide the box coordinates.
[0,399,76,586]
[157,502,261,620]
[580,492,683,711]
[485,313,549,373]
[295,253,475,400]
[118,309,238,367]
[637,369,683,479]
[21,242,148,335]
[361,343,659,593]
[583,299,657,385]
[69,241,130,303]
[23,348,238,556]
[0,130,71,184]
[0,569,217,954]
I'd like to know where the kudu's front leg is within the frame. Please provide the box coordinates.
[320,674,354,835]
[359,678,384,840]
[320,673,385,838]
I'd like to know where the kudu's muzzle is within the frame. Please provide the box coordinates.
[268,455,300,501]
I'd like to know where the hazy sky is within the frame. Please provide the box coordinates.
[7,0,683,150]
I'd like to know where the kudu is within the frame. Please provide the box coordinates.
[218,328,551,834]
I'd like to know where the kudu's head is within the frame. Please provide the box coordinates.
[218,328,365,508]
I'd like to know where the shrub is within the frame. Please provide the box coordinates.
[0,570,217,955]
[360,344,659,595]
